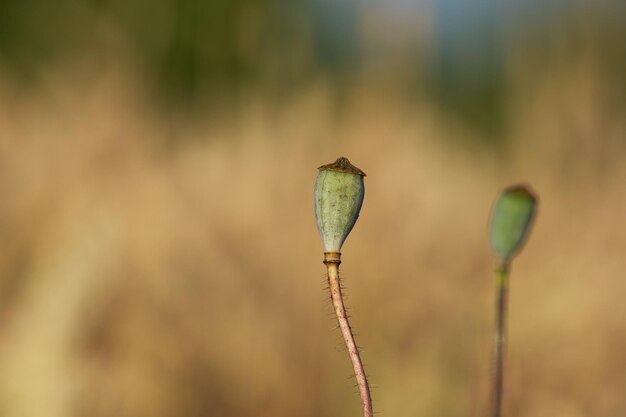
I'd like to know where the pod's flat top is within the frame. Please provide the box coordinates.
[318,157,366,176]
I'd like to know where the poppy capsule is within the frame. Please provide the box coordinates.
[314,157,366,254]
[490,185,538,263]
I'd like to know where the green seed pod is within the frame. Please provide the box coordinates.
[314,157,366,253]
[489,185,538,263]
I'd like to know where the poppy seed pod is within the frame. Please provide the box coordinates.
[314,157,366,254]
[490,185,538,263]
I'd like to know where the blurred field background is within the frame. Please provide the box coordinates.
[1,1,625,417]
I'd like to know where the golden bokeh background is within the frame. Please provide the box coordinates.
[0,2,625,416]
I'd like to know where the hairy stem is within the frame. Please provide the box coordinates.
[491,262,509,417]
[325,256,373,417]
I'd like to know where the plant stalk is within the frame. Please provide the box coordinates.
[491,262,509,417]
[324,252,373,417]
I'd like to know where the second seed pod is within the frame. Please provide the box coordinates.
[489,184,538,263]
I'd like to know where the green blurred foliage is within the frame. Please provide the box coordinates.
[0,0,623,135]
[0,0,97,73]
[0,0,360,101]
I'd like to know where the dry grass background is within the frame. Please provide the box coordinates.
[0,55,625,417]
